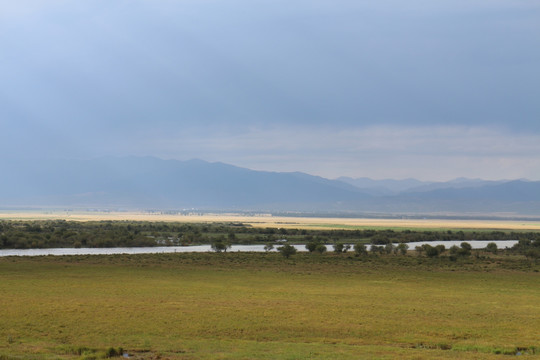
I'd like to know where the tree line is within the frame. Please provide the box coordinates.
[0,220,539,253]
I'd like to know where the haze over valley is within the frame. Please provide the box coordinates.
[2,157,538,217]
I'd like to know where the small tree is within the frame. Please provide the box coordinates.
[459,242,472,257]
[278,244,297,258]
[436,244,446,255]
[370,245,382,254]
[264,243,274,252]
[423,244,440,258]
[396,243,409,255]
[306,241,319,253]
[354,243,367,256]
[211,237,231,253]
[486,242,498,254]
[316,244,327,254]
[334,243,344,253]
[424,244,439,257]
[384,242,395,255]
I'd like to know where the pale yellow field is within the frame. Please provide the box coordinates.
[1,211,539,231]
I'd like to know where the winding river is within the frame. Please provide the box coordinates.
[0,240,518,257]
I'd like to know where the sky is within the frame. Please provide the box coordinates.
[1,0,539,181]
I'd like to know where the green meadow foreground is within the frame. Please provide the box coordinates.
[1,253,539,359]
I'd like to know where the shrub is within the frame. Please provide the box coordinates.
[459,242,472,257]
[396,243,409,255]
[449,245,460,255]
[435,244,446,254]
[354,243,367,256]
[105,347,123,358]
[333,243,344,253]
[525,248,540,260]
[315,244,327,254]
[384,242,395,254]
[278,244,297,258]
[423,244,440,258]
[305,241,318,253]
[486,242,498,254]
[211,237,231,253]
[333,244,350,253]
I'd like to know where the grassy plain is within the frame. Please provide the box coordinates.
[1,211,540,231]
[1,253,539,359]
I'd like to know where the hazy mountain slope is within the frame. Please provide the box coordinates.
[0,157,538,215]
[404,180,540,202]
[404,178,509,193]
[362,180,540,214]
[336,177,430,195]
[0,157,370,209]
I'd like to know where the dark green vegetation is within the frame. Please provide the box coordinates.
[277,243,297,258]
[1,220,540,249]
[0,253,539,359]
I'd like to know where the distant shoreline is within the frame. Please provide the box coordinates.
[0,211,539,231]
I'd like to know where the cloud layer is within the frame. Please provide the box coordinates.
[1,1,539,180]
[106,125,540,181]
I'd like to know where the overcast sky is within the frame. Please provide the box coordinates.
[1,0,539,180]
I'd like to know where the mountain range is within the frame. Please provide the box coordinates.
[1,157,538,217]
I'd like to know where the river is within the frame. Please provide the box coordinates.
[0,240,518,257]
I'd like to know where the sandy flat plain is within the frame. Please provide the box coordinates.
[1,211,539,231]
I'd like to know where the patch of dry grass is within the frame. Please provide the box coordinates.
[1,211,539,231]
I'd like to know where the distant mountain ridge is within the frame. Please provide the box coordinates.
[0,157,369,210]
[0,157,538,216]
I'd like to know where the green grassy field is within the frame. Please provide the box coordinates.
[0,253,539,359]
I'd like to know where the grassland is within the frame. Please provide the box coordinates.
[1,253,539,359]
[1,211,540,231]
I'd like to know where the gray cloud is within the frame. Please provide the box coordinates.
[101,125,540,181]
[0,0,538,180]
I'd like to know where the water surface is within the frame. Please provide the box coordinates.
[0,241,518,257]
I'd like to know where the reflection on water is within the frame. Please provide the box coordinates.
[402,240,517,250]
[0,241,518,257]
